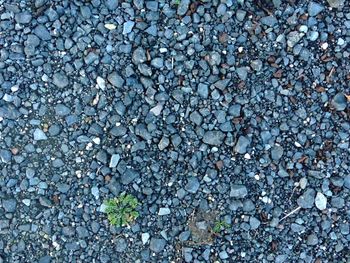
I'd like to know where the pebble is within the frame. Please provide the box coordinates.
[107,72,125,88]
[297,189,315,209]
[230,185,248,198]
[315,192,327,210]
[132,47,147,65]
[185,177,200,194]
[53,72,69,88]
[33,128,48,141]
[308,2,324,16]
[177,0,190,16]
[2,199,17,213]
[158,208,171,216]
[15,11,32,24]
[109,154,120,168]
[142,233,150,244]
[123,21,135,35]
[331,93,347,111]
[202,131,225,146]
[234,136,250,154]
[150,238,166,253]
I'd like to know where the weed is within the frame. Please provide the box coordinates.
[104,193,139,227]
[212,220,230,233]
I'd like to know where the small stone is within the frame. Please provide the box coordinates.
[34,25,51,40]
[53,72,69,88]
[96,77,106,90]
[327,0,345,8]
[307,31,319,41]
[185,177,200,194]
[22,199,31,206]
[123,21,135,34]
[15,11,32,24]
[0,149,12,163]
[38,256,51,263]
[260,16,278,27]
[308,2,324,16]
[132,47,147,65]
[115,238,127,252]
[55,104,70,116]
[331,93,347,111]
[150,104,163,116]
[315,192,327,210]
[91,186,99,199]
[109,154,120,168]
[177,0,190,16]
[287,31,304,48]
[249,217,261,230]
[33,128,48,141]
[107,72,124,88]
[142,233,150,244]
[271,145,284,161]
[2,199,17,213]
[202,131,225,146]
[104,23,117,30]
[150,238,166,253]
[151,58,164,69]
[250,60,263,71]
[158,137,170,150]
[198,83,209,99]
[234,136,250,154]
[307,233,318,246]
[236,67,248,81]
[230,185,248,198]
[297,188,315,209]
[236,10,246,21]
[158,208,171,216]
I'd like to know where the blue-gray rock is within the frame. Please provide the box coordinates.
[203,131,225,146]
[177,0,190,16]
[327,0,345,8]
[234,136,250,154]
[107,72,124,88]
[0,104,21,120]
[34,25,51,40]
[115,238,127,252]
[150,238,166,253]
[151,57,164,68]
[109,154,120,168]
[53,72,69,88]
[158,207,171,216]
[2,199,17,213]
[297,188,315,208]
[132,47,147,65]
[38,256,51,263]
[158,137,170,150]
[105,0,119,10]
[55,104,70,116]
[271,145,284,161]
[306,233,318,245]
[331,93,347,111]
[15,11,32,24]
[249,217,261,230]
[236,67,248,81]
[0,149,12,163]
[123,21,135,34]
[185,177,200,193]
[121,169,139,185]
[33,128,48,141]
[198,83,209,98]
[76,226,89,238]
[308,2,324,16]
[260,16,278,27]
[236,10,246,21]
[230,185,248,198]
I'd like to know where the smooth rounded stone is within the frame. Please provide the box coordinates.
[197,83,209,98]
[33,128,48,141]
[327,0,345,8]
[109,154,120,168]
[33,25,51,40]
[236,10,246,21]
[308,2,324,16]
[185,177,200,193]
[0,149,12,163]
[107,72,125,88]
[151,58,164,69]
[260,16,278,27]
[315,192,327,210]
[15,11,32,24]
[158,207,171,216]
[234,136,250,154]
[55,104,70,116]
[158,137,170,150]
[202,131,225,146]
[142,233,150,244]
[306,233,318,246]
[2,199,17,213]
[271,145,284,161]
[331,93,347,111]
[297,188,315,209]
[177,0,190,16]
[229,185,247,198]
[250,60,263,71]
[53,72,69,88]
[249,217,261,230]
[132,47,147,65]
[307,31,319,41]
[123,21,135,35]
[149,238,166,253]
[236,67,248,81]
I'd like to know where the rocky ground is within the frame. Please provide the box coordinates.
[0,0,350,262]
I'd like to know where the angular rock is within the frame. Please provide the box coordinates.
[33,128,48,141]
[202,131,225,146]
[308,2,324,16]
[234,136,250,154]
[185,177,200,193]
[230,185,248,198]
[297,189,315,209]
[150,238,166,253]
[331,93,347,111]
[315,192,327,210]
[107,72,125,88]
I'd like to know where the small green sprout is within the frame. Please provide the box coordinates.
[174,0,181,5]
[212,220,230,233]
[104,193,139,227]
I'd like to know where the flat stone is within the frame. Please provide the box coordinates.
[271,145,284,161]
[230,185,248,198]
[158,137,170,150]
[142,233,150,244]
[297,188,315,209]
[202,131,225,146]
[234,136,250,154]
[315,192,327,210]
[158,208,171,216]
[308,2,324,16]
[0,149,12,163]
[327,0,345,8]
[2,199,17,213]
[236,67,248,81]
[123,21,135,34]
[185,177,200,193]
[55,104,70,116]
[34,25,51,40]
[53,72,69,88]
[15,11,32,24]
[150,238,166,253]
[107,72,125,88]
[177,0,190,16]
[33,128,47,141]
[109,154,120,168]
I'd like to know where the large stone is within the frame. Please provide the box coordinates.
[203,131,225,146]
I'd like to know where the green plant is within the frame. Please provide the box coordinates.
[174,0,181,5]
[104,193,139,227]
[212,220,230,233]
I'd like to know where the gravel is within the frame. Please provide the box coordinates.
[1,1,349,262]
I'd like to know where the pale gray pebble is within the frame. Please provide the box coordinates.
[150,238,166,253]
[308,2,324,16]
[158,137,170,150]
[123,21,135,34]
[307,233,319,245]
[230,185,248,198]
[158,207,171,216]
[260,16,278,27]
[109,154,120,168]
[249,217,261,230]
[0,149,12,163]
[236,67,248,81]
[55,104,71,116]
[236,10,246,21]
[132,47,147,65]
[202,131,225,146]
[33,128,48,141]
[15,11,32,24]
[151,57,164,68]
[234,136,250,154]
[34,25,51,40]
[198,83,209,98]
[271,145,284,161]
